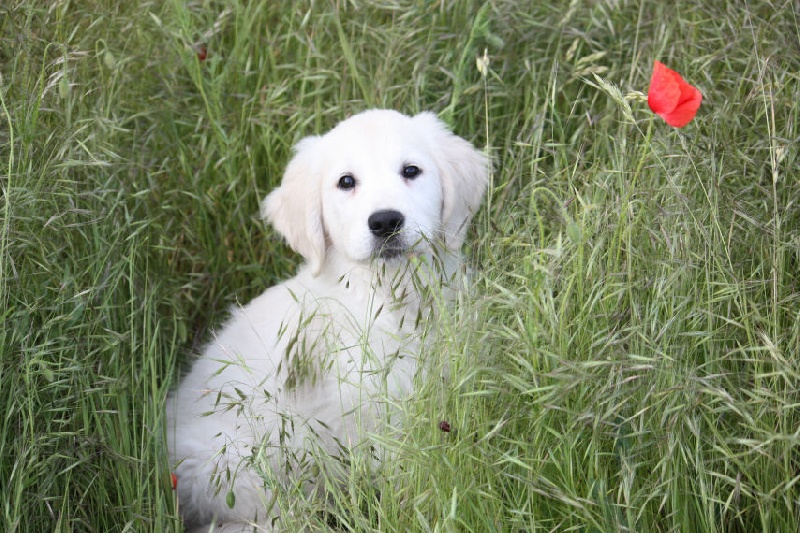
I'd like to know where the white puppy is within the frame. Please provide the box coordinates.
[167,110,487,532]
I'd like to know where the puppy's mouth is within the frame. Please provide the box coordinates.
[372,235,408,260]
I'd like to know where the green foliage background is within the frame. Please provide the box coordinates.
[1,1,798,531]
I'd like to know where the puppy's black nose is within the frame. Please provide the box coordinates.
[368,210,404,238]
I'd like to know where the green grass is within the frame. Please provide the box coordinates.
[2,0,799,531]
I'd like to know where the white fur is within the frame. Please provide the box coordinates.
[166,110,487,532]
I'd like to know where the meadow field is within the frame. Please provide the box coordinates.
[1,1,798,531]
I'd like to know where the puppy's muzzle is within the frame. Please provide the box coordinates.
[368,209,406,258]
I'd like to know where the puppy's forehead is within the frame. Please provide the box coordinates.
[330,110,411,133]
[323,112,428,165]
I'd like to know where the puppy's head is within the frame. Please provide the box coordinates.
[262,110,488,275]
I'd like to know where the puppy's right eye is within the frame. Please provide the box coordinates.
[338,174,356,190]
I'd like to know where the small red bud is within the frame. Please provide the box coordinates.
[438,420,452,433]
[194,43,208,61]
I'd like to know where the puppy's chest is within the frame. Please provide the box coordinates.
[279,291,424,392]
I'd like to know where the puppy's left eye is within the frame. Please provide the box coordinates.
[402,165,421,179]
[338,174,357,190]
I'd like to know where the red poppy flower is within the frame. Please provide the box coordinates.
[648,61,702,128]
[171,472,178,490]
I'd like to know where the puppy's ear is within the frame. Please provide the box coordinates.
[413,112,489,251]
[261,136,326,275]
